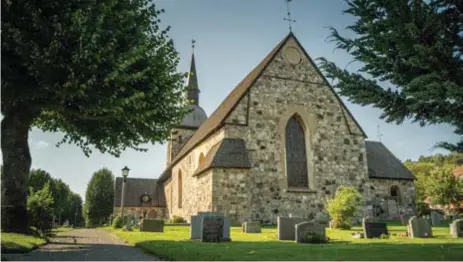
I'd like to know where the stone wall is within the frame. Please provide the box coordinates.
[366,178,416,213]
[113,206,167,219]
[166,129,225,221]
[214,37,370,224]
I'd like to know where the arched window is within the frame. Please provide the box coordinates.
[285,114,308,188]
[390,185,401,203]
[178,170,183,208]
[198,153,205,168]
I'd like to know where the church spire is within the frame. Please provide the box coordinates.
[186,39,199,106]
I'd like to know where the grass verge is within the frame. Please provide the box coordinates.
[105,224,463,261]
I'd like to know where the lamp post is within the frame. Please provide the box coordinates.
[120,166,130,217]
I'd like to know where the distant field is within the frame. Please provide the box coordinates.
[105,223,463,261]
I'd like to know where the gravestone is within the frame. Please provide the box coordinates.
[295,221,325,243]
[190,212,230,241]
[362,218,388,238]
[400,213,412,226]
[408,216,433,238]
[431,211,444,226]
[243,221,261,233]
[450,219,463,238]
[201,216,224,242]
[140,219,164,232]
[277,216,306,240]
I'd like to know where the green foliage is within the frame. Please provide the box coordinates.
[380,233,389,239]
[27,182,54,233]
[423,167,463,211]
[170,216,186,223]
[318,0,463,152]
[302,232,328,244]
[84,168,115,227]
[112,216,123,229]
[416,201,431,217]
[326,186,362,230]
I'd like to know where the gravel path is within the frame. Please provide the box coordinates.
[2,229,161,261]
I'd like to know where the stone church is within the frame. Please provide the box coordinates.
[114,32,416,224]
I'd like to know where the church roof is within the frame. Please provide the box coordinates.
[193,138,252,176]
[179,104,207,128]
[159,32,366,182]
[114,177,166,207]
[365,141,414,180]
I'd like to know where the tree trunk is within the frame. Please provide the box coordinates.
[1,112,33,233]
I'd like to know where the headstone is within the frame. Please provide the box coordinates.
[450,219,463,238]
[201,216,224,242]
[277,216,306,240]
[243,221,261,233]
[431,211,444,226]
[352,232,364,239]
[140,219,164,232]
[362,218,388,238]
[408,216,433,238]
[400,213,412,226]
[295,221,325,243]
[190,212,230,241]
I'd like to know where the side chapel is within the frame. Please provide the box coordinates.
[114,32,416,223]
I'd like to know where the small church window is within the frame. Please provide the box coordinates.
[199,153,205,168]
[178,170,183,208]
[285,114,309,188]
[390,185,401,204]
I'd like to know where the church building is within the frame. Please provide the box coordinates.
[114,32,416,224]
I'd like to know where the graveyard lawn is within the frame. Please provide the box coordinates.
[1,231,47,253]
[105,223,463,261]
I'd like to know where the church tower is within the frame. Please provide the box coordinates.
[167,41,207,165]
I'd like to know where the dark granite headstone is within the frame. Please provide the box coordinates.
[408,216,432,238]
[201,216,224,242]
[450,219,463,238]
[295,221,325,243]
[362,220,388,238]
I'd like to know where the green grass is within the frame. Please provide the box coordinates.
[105,223,463,261]
[1,231,47,253]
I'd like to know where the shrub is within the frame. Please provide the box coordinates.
[326,186,362,230]
[112,216,123,229]
[416,201,431,217]
[303,232,328,244]
[170,216,186,223]
[27,182,54,233]
[380,233,389,239]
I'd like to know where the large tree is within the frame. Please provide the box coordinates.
[2,0,187,232]
[84,168,115,227]
[318,0,463,152]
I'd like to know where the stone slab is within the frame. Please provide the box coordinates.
[295,221,325,243]
[201,216,224,242]
[243,221,261,233]
[408,216,433,238]
[277,216,306,240]
[431,211,444,226]
[362,221,388,238]
[140,219,164,232]
[191,213,230,241]
[450,219,463,238]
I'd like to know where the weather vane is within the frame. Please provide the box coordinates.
[192,39,196,52]
[284,0,296,32]
[377,125,383,142]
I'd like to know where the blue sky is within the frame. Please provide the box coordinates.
[8,0,459,200]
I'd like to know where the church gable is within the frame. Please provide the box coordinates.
[224,33,366,138]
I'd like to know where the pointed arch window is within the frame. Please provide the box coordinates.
[198,153,206,168]
[285,114,308,188]
[178,170,183,208]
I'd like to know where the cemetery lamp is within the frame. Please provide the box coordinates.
[120,166,130,217]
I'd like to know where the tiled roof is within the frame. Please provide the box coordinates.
[193,138,251,176]
[114,177,166,207]
[365,141,414,180]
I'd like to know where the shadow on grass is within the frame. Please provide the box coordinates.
[1,242,156,261]
[133,239,463,261]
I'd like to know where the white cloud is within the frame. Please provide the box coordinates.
[35,140,50,149]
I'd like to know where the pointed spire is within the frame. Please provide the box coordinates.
[186,39,199,105]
